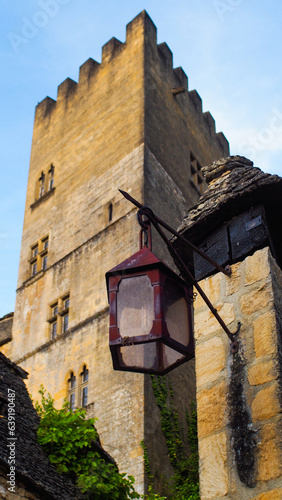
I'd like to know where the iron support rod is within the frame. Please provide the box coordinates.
[119,189,231,277]
[144,210,237,343]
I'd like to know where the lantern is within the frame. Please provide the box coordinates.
[106,245,194,375]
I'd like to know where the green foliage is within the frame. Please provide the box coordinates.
[35,387,140,500]
[148,376,200,500]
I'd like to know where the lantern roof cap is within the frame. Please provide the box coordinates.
[106,246,165,277]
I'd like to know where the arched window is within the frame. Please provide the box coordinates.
[80,365,88,407]
[68,372,76,410]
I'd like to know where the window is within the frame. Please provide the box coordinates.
[33,245,39,257]
[48,164,55,191]
[68,372,76,411]
[38,172,45,198]
[80,365,89,407]
[51,321,57,340]
[49,302,58,340]
[108,203,113,222]
[62,313,69,333]
[42,254,48,271]
[35,165,55,202]
[52,304,58,316]
[190,152,205,195]
[61,294,70,333]
[29,235,49,277]
[32,262,37,276]
[48,294,70,339]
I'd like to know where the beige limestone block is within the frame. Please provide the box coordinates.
[195,302,235,341]
[197,381,227,437]
[253,311,277,358]
[225,261,242,296]
[240,283,273,315]
[253,488,282,500]
[199,432,228,499]
[129,445,144,459]
[252,383,280,421]
[244,248,270,285]
[194,273,222,310]
[248,359,278,386]
[196,336,226,388]
[257,422,282,482]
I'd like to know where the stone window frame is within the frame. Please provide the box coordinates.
[30,164,55,210]
[47,293,70,340]
[29,235,49,277]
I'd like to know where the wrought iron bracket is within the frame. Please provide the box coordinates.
[119,189,241,354]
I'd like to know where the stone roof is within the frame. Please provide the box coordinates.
[0,313,13,347]
[177,155,282,244]
[0,351,82,500]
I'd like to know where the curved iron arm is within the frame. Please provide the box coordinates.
[120,189,240,353]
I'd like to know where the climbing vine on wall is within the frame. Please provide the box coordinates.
[146,375,200,500]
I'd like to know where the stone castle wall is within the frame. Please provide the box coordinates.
[194,247,282,499]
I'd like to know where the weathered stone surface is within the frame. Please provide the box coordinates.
[197,381,226,437]
[253,488,282,500]
[0,313,13,346]
[194,303,235,340]
[202,155,253,183]
[248,359,278,386]
[252,383,280,421]
[194,273,222,310]
[196,337,226,388]
[224,261,241,296]
[253,311,277,358]
[239,282,273,315]
[199,432,228,499]
[257,422,282,482]
[244,247,270,285]
[193,248,282,498]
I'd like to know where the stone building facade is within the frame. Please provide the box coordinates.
[1,11,228,493]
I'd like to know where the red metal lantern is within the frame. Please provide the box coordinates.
[106,242,194,375]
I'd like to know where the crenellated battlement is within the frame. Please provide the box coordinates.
[57,77,77,101]
[157,43,173,70]
[33,10,228,155]
[79,58,100,84]
[102,37,124,64]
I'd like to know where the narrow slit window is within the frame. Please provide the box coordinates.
[108,203,113,222]
[68,372,76,410]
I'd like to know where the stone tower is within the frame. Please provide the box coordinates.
[1,11,228,494]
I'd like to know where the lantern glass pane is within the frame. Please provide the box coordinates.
[164,279,189,346]
[163,345,186,369]
[117,275,154,338]
[120,343,158,370]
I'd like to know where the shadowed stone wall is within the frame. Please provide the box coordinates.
[194,247,282,499]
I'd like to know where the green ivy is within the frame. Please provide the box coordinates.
[35,387,140,500]
[147,376,200,500]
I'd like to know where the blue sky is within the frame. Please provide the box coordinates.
[1,0,282,317]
